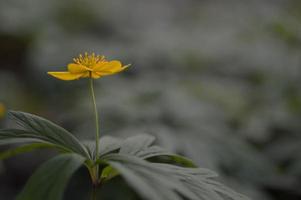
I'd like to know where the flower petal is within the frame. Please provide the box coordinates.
[91,72,101,79]
[94,60,122,72]
[81,71,90,78]
[94,61,129,77]
[68,63,90,74]
[47,72,83,81]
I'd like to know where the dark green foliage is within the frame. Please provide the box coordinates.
[6,111,89,157]
[0,111,250,200]
[16,154,85,200]
[104,154,249,200]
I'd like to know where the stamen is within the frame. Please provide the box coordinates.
[72,52,106,67]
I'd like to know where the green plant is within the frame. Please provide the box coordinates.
[0,53,250,200]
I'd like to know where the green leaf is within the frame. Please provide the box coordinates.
[0,129,45,145]
[86,134,156,160]
[95,134,197,185]
[147,154,197,167]
[96,134,197,167]
[107,161,168,200]
[100,165,119,182]
[105,154,200,200]
[0,143,55,160]
[119,134,156,155]
[104,154,250,200]
[99,136,121,157]
[0,111,89,158]
[84,136,121,159]
[16,154,85,200]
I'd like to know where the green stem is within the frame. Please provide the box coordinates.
[89,76,100,178]
[91,185,97,200]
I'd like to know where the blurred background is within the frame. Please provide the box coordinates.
[1,0,301,199]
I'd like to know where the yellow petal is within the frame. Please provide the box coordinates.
[91,72,101,79]
[78,71,101,79]
[47,72,83,81]
[68,63,90,74]
[95,64,130,76]
[81,71,91,78]
[113,64,130,73]
[91,61,107,71]
[94,60,122,72]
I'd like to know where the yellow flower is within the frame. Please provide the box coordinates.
[0,103,6,119]
[48,52,129,80]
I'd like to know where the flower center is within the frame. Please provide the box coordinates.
[73,52,105,68]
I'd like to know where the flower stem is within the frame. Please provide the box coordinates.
[91,185,97,200]
[89,76,100,173]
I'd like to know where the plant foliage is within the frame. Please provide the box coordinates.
[0,111,250,200]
